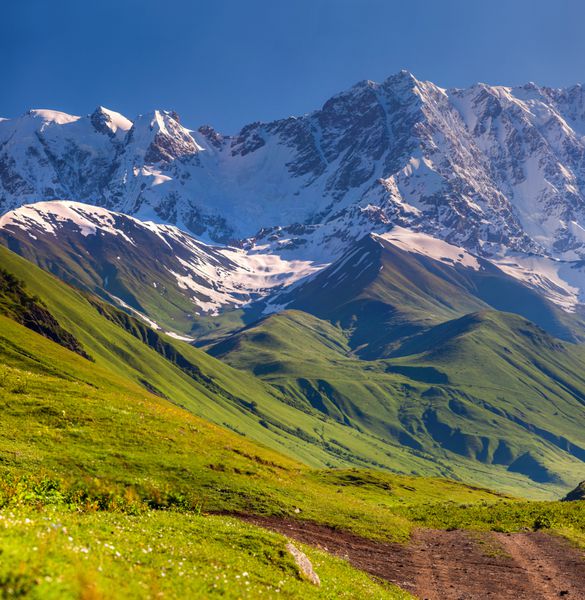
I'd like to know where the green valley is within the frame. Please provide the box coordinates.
[1,234,585,598]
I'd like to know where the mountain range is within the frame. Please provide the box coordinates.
[2,71,585,496]
[5,71,585,260]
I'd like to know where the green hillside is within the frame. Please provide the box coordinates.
[0,245,434,474]
[0,318,422,598]
[0,310,513,532]
[0,244,519,508]
[1,239,585,598]
[0,248,506,598]
[203,235,585,498]
[0,211,225,333]
[208,308,585,497]
[3,238,584,498]
[276,235,585,357]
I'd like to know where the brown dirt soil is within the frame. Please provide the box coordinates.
[237,515,585,599]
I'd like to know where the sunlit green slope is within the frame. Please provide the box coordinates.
[208,309,585,497]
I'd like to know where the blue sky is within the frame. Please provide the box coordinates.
[4,0,585,132]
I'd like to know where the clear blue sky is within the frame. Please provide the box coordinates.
[4,0,585,132]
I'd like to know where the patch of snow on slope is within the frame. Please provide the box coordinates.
[0,201,135,244]
[108,294,161,329]
[494,253,585,311]
[139,221,325,312]
[167,246,324,315]
[511,155,561,250]
[220,246,323,290]
[324,247,362,279]
[164,331,195,342]
[1,200,327,315]
[374,227,481,270]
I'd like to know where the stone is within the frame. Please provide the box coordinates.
[286,542,320,586]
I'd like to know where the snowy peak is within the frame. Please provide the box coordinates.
[372,228,481,271]
[125,110,202,163]
[0,109,79,143]
[336,70,422,102]
[381,69,431,98]
[90,106,132,137]
[0,200,137,241]
[25,109,81,126]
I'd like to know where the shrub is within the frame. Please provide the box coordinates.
[10,376,29,394]
[533,514,553,530]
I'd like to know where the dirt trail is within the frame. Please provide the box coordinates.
[238,515,585,599]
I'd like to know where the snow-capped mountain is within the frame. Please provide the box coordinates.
[5,71,585,318]
[3,71,585,261]
[0,201,319,332]
[2,199,584,344]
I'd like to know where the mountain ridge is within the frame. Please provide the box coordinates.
[0,200,322,330]
[6,201,585,339]
[5,71,585,263]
